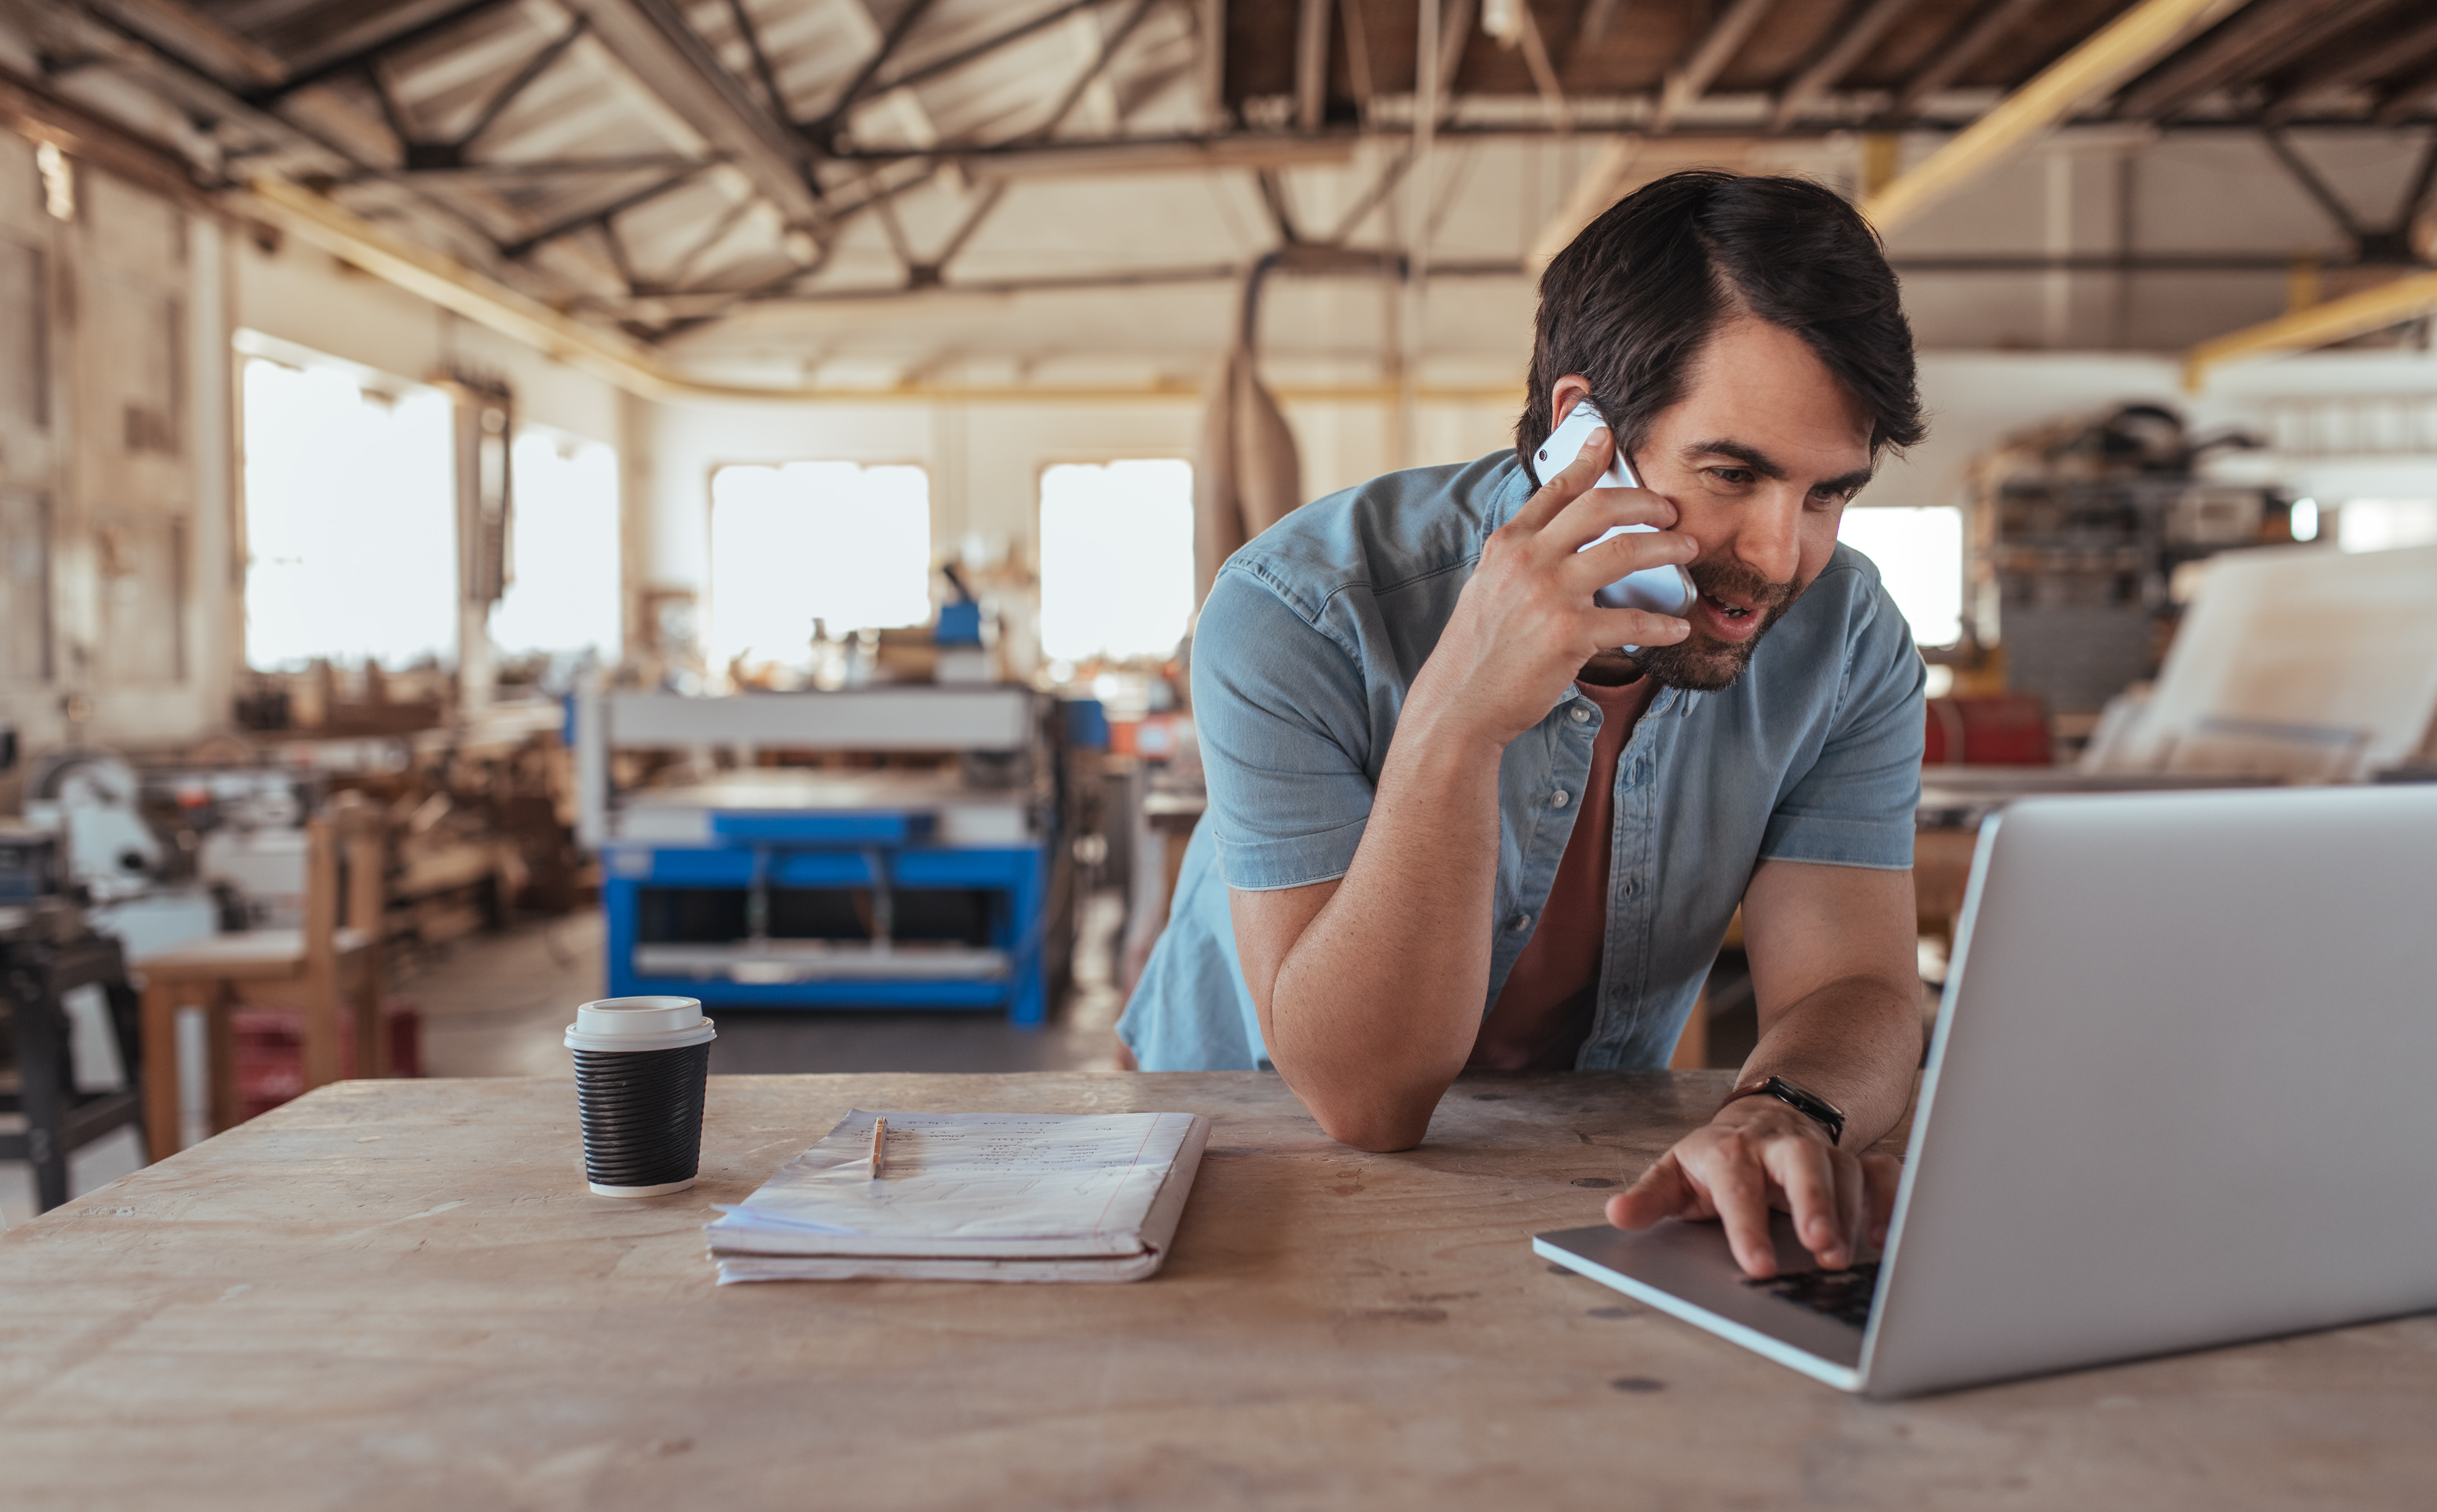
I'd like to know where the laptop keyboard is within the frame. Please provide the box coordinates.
[1743,1261,1881,1328]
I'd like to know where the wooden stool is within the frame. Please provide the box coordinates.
[134,810,386,1161]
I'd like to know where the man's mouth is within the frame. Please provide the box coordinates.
[1694,590,1765,643]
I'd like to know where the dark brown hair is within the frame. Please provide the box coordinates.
[1518,170,1925,483]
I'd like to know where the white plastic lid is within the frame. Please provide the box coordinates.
[564,995,717,1053]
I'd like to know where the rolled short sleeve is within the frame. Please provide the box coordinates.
[1191,565,1378,890]
[1758,583,1925,871]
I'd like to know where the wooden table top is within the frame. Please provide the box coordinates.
[2,1071,2428,1510]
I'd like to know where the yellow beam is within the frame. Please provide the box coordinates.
[237,177,698,398]
[2183,266,2437,392]
[1859,0,2250,235]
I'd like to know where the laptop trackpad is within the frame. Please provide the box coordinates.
[1536,1216,1870,1370]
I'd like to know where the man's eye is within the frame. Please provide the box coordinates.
[1712,467,1754,484]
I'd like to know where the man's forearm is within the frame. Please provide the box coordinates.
[1734,973,1921,1150]
[1265,706,1507,1150]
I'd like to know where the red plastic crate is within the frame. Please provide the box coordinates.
[230,998,421,1123]
[1924,695,2052,767]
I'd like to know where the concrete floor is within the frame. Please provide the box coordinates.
[414,895,1129,1080]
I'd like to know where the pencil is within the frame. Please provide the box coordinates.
[870,1117,887,1179]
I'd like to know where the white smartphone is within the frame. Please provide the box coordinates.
[1533,400,1696,640]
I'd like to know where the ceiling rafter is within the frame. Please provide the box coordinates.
[655,179,773,286]
[1294,0,1330,133]
[1885,0,2047,123]
[1028,0,1158,142]
[908,179,1006,286]
[807,0,944,143]
[2388,126,2437,227]
[1507,0,1567,129]
[395,152,722,176]
[1654,0,1780,134]
[560,0,823,230]
[1436,0,1478,110]
[237,0,517,104]
[2375,61,2437,124]
[2262,7,2437,122]
[1579,0,1627,45]
[30,0,2437,348]
[271,0,520,80]
[497,158,714,258]
[2259,124,2366,239]
[2114,0,2388,121]
[718,0,790,120]
[1254,165,1302,243]
[361,55,423,151]
[812,0,1114,132]
[438,10,591,163]
[1773,0,1932,129]
[2261,122,2431,260]
[52,0,628,288]
[596,213,641,290]
[824,129,1357,176]
[1337,0,1374,117]
[1862,0,2251,233]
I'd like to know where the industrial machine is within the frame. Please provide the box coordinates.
[575,687,1059,1025]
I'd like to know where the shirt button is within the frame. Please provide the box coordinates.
[1570,706,1592,724]
[1550,790,1571,808]
[1506,913,1531,932]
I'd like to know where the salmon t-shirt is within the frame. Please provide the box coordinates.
[1467,674,1659,1071]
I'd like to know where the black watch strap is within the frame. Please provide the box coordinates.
[1721,1075,1846,1147]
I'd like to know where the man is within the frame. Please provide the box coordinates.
[1119,171,1930,1281]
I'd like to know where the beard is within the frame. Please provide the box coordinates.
[1628,557,1807,691]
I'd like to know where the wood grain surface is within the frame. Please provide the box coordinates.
[1,1071,2429,1510]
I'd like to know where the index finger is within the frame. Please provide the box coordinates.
[1605,1151,1695,1231]
[1509,426,1616,534]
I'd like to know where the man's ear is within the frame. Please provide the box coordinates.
[1549,373,1594,429]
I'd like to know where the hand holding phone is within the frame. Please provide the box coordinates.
[1534,401,1696,636]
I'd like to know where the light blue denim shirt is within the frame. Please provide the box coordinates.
[1118,449,1925,1072]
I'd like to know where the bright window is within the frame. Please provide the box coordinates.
[1838,505,1965,647]
[2337,499,2437,554]
[492,431,621,658]
[1038,459,1196,663]
[709,462,932,666]
[241,357,457,669]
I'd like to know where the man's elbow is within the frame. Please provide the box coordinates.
[1306,1093,1437,1152]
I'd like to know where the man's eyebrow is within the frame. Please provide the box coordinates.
[1682,437,1875,495]
[1681,438,1786,478]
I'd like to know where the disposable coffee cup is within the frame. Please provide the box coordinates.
[563,996,716,1197]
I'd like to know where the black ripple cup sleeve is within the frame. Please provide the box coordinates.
[562,996,716,1196]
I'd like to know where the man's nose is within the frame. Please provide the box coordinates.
[1728,488,1804,586]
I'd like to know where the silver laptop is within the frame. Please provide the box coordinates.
[1536,784,2437,1397]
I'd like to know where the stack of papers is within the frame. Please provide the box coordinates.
[707,1109,1214,1283]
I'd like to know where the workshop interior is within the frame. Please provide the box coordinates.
[0,0,2434,1331]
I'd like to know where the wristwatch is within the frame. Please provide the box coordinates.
[1720,1076,1846,1147]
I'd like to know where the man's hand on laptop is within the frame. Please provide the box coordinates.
[1604,1096,1902,1278]
[1407,424,1693,750]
